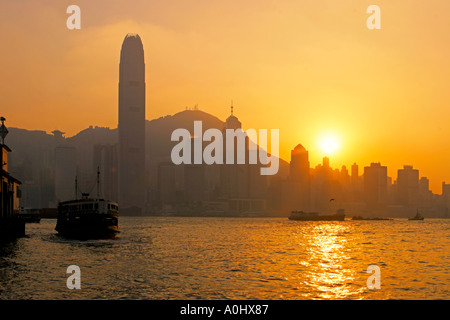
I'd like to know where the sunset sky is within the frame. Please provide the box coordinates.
[0,0,449,193]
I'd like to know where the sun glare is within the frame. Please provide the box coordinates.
[319,136,340,154]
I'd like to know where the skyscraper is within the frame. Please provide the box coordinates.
[288,144,311,210]
[118,34,146,214]
[350,162,361,201]
[396,165,419,207]
[290,144,310,182]
[220,106,247,200]
[363,162,388,209]
[351,163,359,183]
[418,176,432,207]
[442,182,450,216]
[219,106,267,214]
[93,144,118,202]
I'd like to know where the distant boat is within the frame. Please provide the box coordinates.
[19,207,41,223]
[352,216,392,221]
[289,209,345,221]
[409,210,424,221]
[55,168,119,240]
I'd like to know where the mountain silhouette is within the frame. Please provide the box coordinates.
[6,109,288,208]
[146,109,225,164]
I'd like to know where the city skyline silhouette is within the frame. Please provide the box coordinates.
[4,104,450,218]
[1,27,449,217]
[1,1,449,195]
[1,2,450,304]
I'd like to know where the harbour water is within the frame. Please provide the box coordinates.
[0,217,448,300]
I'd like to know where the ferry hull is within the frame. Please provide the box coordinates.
[55,213,119,240]
[288,214,345,221]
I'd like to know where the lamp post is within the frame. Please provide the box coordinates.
[0,116,7,220]
[0,116,7,145]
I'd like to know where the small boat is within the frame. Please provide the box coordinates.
[352,216,392,221]
[19,207,41,223]
[55,168,119,239]
[289,209,345,221]
[408,210,424,221]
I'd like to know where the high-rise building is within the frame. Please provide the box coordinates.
[290,144,310,182]
[157,162,184,206]
[288,144,311,210]
[418,176,432,207]
[322,156,330,169]
[310,157,334,211]
[219,106,267,214]
[443,182,450,198]
[339,165,350,186]
[363,162,388,209]
[396,165,419,207]
[220,106,248,200]
[350,162,362,201]
[351,163,359,183]
[93,144,118,202]
[442,182,450,214]
[118,34,146,214]
[184,136,207,203]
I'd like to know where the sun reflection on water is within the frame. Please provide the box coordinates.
[299,223,363,299]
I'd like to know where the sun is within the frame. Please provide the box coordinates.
[319,135,340,155]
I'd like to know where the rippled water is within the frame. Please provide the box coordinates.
[0,217,448,299]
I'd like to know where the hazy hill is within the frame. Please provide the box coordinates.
[7,128,55,181]
[7,109,289,186]
[146,109,225,164]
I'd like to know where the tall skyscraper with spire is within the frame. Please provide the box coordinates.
[118,34,146,214]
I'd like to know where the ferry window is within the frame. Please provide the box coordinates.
[94,203,98,210]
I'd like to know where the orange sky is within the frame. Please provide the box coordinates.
[0,0,449,193]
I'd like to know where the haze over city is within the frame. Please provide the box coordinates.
[1,1,450,305]
[1,0,449,194]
